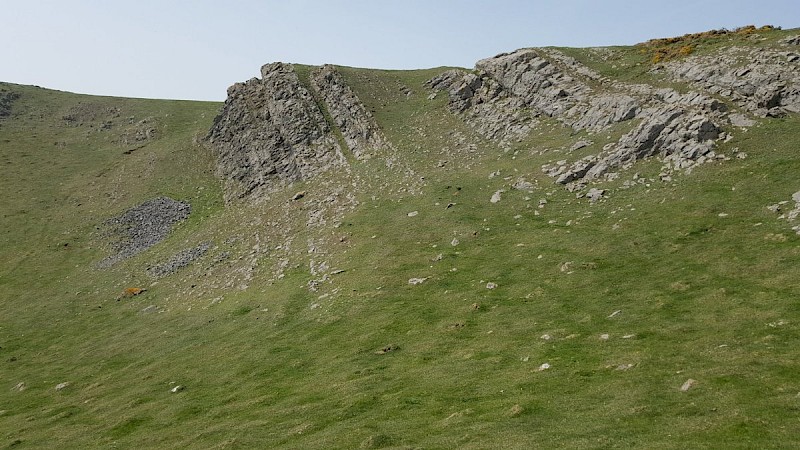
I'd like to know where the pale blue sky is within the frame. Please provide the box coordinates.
[3,0,799,101]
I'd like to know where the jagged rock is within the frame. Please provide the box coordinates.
[663,47,800,116]
[729,113,756,127]
[310,65,388,160]
[781,35,800,46]
[427,69,537,146]
[207,63,345,201]
[568,94,639,131]
[586,188,606,203]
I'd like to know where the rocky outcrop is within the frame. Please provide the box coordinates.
[208,63,396,202]
[661,46,800,117]
[425,69,537,146]
[207,63,345,201]
[0,90,19,119]
[310,65,388,160]
[428,46,731,186]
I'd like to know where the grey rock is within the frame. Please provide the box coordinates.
[664,46,800,116]
[148,242,212,278]
[310,65,389,160]
[427,69,537,146]
[781,35,800,46]
[0,90,20,118]
[586,188,606,203]
[98,197,191,268]
[55,382,70,391]
[729,113,756,127]
[207,62,345,202]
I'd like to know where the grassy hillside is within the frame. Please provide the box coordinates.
[3,27,800,448]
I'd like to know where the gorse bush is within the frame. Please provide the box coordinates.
[640,25,779,63]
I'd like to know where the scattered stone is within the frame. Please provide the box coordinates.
[170,385,185,393]
[537,363,551,371]
[586,188,606,203]
[509,404,524,417]
[512,178,535,192]
[608,310,622,318]
[11,382,26,392]
[486,282,497,289]
[569,140,593,152]
[407,211,419,217]
[292,191,307,201]
[98,197,191,268]
[408,277,428,285]
[616,364,634,371]
[450,238,460,246]
[375,344,399,355]
[55,382,70,391]
[680,378,697,392]
[540,334,552,340]
[599,334,610,340]
[147,242,212,278]
[490,190,504,203]
[139,305,161,314]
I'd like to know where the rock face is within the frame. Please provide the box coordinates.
[207,63,345,201]
[427,47,736,186]
[310,65,388,160]
[208,63,390,202]
[662,46,800,117]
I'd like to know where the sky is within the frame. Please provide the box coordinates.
[3,0,799,101]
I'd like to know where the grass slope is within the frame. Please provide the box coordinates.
[2,28,800,448]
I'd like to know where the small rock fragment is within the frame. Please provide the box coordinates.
[490,190,503,203]
[680,379,697,392]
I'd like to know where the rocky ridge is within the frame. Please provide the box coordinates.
[660,45,800,117]
[207,63,397,203]
[425,46,756,189]
[207,62,346,202]
[309,64,390,161]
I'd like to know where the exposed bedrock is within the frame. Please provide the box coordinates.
[661,46,800,117]
[427,47,739,184]
[310,64,389,160]
[207,62,393,202]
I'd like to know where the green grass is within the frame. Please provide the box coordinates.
[2,28,800,448]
